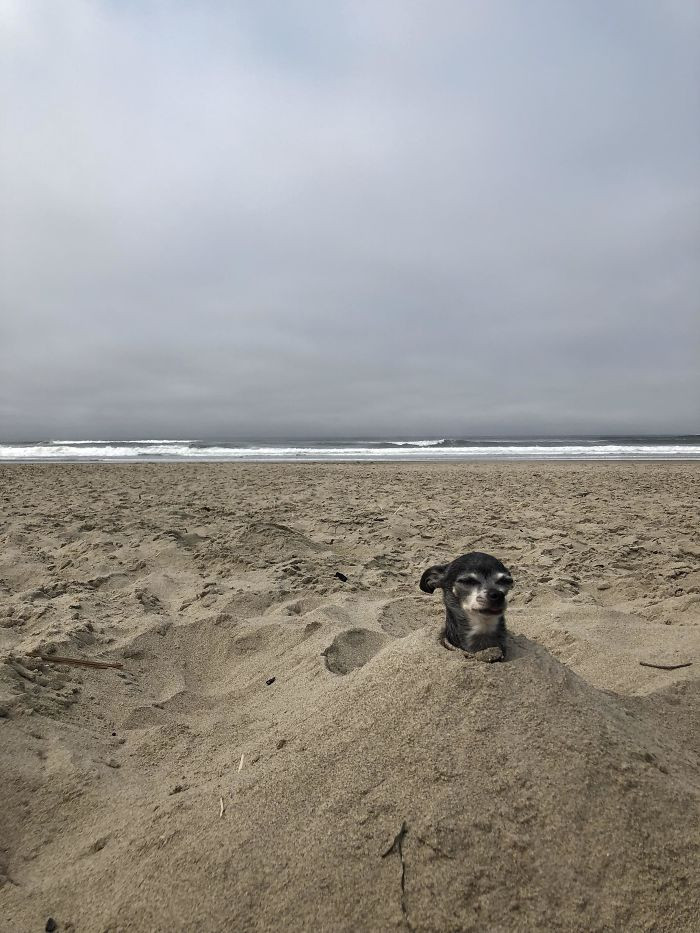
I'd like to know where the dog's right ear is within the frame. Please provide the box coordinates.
[419,564,448,594]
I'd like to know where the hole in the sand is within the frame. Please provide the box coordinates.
[442,634,524,663]
[322,628,389,675]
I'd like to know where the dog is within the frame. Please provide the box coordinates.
[420,552,513,657]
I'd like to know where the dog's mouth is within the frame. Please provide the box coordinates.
[476,606,504,615]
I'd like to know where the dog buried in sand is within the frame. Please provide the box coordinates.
[420,552,513,659]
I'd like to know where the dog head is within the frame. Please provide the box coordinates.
[420,552,513,616]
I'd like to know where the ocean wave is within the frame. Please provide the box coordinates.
[388,439,446,447]
[49,439,198,446]
[1,441,699,461]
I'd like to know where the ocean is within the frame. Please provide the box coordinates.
[1,437,699,461]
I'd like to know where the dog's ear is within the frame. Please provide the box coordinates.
[420,564,448,594]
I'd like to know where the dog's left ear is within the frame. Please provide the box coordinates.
[420,564,448,594]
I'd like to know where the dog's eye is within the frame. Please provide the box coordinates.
[461,575,480,586]
[501,577,513,587]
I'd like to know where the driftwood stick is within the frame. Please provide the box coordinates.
[35,655,124,671]
[639,660,692,671]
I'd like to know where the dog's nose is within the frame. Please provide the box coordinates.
[487,588,504,602]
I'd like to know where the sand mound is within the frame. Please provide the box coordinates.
[236,522,328,563]
[2,622,698,932]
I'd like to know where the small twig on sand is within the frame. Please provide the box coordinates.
[219,796,225,818]
[382,821,408,859]
[392,506,402,516]
[34,655,124,670]
[238,754,245,772]
[382,822,409,926]
[639,660,692,671]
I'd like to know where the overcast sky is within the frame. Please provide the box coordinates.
[1,1,699,440]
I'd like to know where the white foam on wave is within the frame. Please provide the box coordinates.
[391,439,445,447]
[49,439,113,445]
[2,444,200,460]
[49,439,197,445]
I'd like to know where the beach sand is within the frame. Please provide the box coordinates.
[1,462,699,932]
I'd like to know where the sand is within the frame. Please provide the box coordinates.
[1,461,698,932]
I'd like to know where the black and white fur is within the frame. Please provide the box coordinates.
[420,552,513,656]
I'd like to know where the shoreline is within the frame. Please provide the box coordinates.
[2,456,700,464]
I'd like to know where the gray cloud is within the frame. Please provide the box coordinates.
[1,0,699,440]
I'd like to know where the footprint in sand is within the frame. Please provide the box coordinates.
[322,628,389,675]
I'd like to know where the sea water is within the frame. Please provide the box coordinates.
[1,437,698,461]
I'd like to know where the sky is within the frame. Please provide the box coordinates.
[1,0,699,440]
